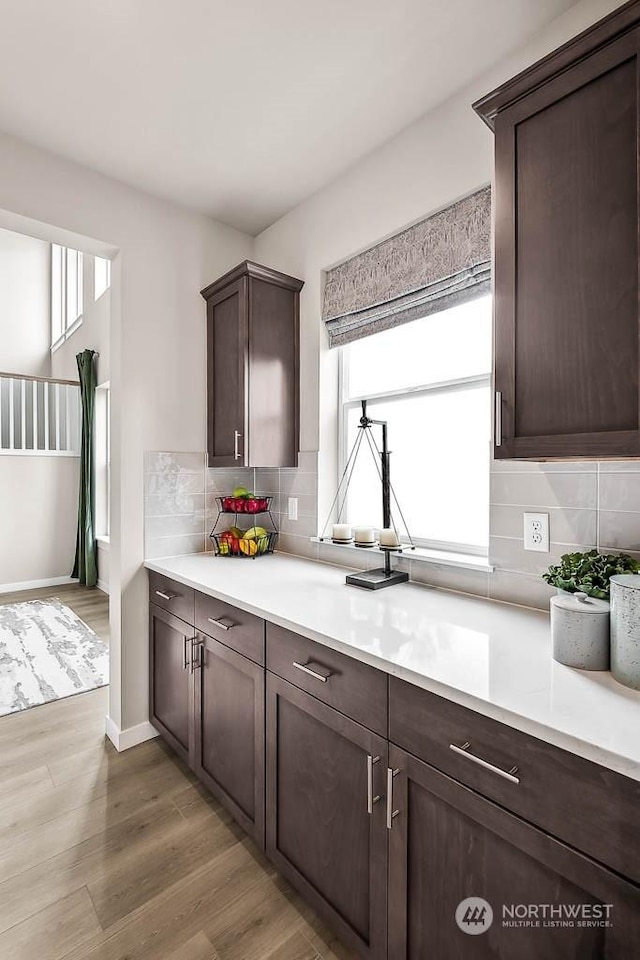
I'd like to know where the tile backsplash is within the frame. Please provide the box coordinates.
[144,450,640,611]
[143,451,319,561]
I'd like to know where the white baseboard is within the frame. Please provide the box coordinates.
[0,575,79,595]
[105,715,159,752]
[97,579,109,595]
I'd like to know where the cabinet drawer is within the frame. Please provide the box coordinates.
[266,623,387,736]
[195,592,264,665]
[389,676,640,885]
[149,572,194,625]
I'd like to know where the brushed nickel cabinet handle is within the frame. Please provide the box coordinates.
[190,637,204,673]
[155,590,177,601]
[495,391,503,447]
[367,754,380,814]
[386,767,400,829]
[292,660,332,683]
[208,616,235,631]
[182,636,191,671]
[234,430,242,461]
[450,741,520,784]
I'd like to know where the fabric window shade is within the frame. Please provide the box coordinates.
[323,186,491,347]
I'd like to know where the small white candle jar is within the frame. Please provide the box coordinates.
[379,528,400,548]
[332,524,352,543]
[354,526,376,546]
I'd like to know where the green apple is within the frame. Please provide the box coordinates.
[232,486,250,499]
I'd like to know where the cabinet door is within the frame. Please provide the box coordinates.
[266,673,388,960]
[494,30,640,459]
[388,745,640,960]
[247,276,299,467]
[194,634,265,846]
[149,603,194,765]
[206,276,248,466]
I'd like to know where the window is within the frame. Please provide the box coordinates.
[51,244,83,348]
[339,295,491,555]
[94,256,111,300]
[95,383,111,537]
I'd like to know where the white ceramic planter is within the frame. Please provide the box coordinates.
[610,574,640,690]
[550,591,610,670]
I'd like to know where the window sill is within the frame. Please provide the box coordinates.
[311,537,493,573]
[96,535,110,548]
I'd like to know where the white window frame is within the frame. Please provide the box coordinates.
[338,343,491,558]
[51,244,84,352]
[94,256,111,301]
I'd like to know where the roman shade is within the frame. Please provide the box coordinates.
[323,186,491,347]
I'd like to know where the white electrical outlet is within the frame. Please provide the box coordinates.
[523,512,549,552]
[288,497,298,521]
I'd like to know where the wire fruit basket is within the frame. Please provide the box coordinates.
[217,495,273,515]
[211,529,278,557]
[210,491,278,558]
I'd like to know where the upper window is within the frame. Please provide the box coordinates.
[339,295,491,555]
[94,256,111,301]
[51,244,83,349]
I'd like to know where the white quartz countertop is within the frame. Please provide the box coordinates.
[145,552,640,782]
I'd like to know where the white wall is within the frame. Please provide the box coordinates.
[0,456,78,586]
[0,226,50,377]
[252,0,625,605]
[255,0,621,471]
[97,538,110,594]
[0,134,253,738]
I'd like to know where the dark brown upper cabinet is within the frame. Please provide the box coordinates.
[200,261,303,468]
[474,2,640,459]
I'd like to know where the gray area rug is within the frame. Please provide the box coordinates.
[0,598,109,717]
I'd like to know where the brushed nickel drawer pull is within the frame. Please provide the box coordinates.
[292,660,332,683]
[367,755,381,814]
[234,430,242,461]
[450,741,520,784]
[386,767,400,829]
[208,616,235,631]
[155,590,177,601]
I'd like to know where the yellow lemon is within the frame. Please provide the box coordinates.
[239,538,258,557]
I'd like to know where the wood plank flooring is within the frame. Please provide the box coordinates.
[0,585,357,960]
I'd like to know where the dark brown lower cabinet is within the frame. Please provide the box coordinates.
[148,585,640,960]
[149,602,194,765]
[194,633,265,846]
[266,673,388,960]
[387,745,640,960]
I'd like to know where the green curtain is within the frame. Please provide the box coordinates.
[72,349,98,587]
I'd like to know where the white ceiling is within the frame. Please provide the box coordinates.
[0,0,577,235]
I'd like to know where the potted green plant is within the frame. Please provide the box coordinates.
[542,549,640,600]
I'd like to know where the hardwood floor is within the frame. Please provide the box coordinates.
[0,586,357,960]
